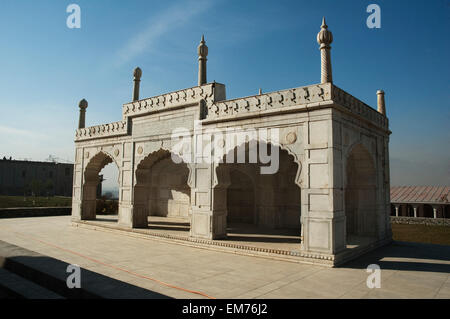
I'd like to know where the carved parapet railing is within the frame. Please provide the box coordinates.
[122,83,220,118]
[331,85,389,131]
[205,83,332,121]
[75,120,128,141]
[204,82,388,131]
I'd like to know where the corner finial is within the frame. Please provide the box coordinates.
[132,67,142,101]
[317,17,333,83]
[197,35,208,86]
[78,99,87,129]
[377,90,386,116]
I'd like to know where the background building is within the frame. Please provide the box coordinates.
[0,158,73,197]
[391,186,449,218]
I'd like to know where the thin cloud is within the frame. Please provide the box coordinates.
[0,125,49,140]
[115,0,214,66]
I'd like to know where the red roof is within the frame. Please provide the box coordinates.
[391,186,450,204]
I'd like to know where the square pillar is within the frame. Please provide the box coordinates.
[190,162,226,239]
[119,141,142,228]
[300,116,346,255]
[71,148,83,221]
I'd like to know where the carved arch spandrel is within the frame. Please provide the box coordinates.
[212,138,303,189]
[134,147,193,188]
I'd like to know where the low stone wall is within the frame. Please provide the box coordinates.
[390,216,450,226]
[0,207,71,219]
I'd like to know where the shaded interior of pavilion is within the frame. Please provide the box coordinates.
[89,145,303,252]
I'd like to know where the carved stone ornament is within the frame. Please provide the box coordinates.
[285,132,297,145]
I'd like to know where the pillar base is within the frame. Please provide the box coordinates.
[190,210,227,239]
[80,199,96,220]
[118,205,148,229]
[71,201,82,221]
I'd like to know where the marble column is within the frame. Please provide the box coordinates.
[377,90,386,115]
[197,35,208,86]
[78,99,88,129]
[133,67,142,102]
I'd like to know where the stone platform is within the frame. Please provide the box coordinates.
[72,215,388,267]
[0,216,449,298]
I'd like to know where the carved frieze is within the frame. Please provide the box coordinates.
[75,120,127,141]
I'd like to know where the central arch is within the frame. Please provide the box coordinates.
[215,141,302,245]
[133,149,191,231]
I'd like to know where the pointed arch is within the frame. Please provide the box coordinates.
[81,151,120,220]
[213,138,302,189]
[214,140,302,243]
[133,148,191,228]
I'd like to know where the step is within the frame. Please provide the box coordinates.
[0,268,64,299]
[0,240,170,299]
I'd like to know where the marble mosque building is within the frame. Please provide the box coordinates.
[71,19,392,266]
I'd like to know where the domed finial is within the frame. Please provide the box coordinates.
[198,35,208,58]
[317,17,333,47]
[197,35,208,86]
[317,17,333,83]
[133,67,142,80]
[78,98,88,109]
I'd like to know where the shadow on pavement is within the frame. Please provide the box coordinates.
[341,241,450,273]
[0,240,172,299]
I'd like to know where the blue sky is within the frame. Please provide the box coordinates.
[0,0,448,189]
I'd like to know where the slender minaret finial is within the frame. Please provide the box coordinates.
[317,17,333,83]
[78,99,88,129]
[133,67,142,102]
[377,90,386,115]
[197,35,208,86]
